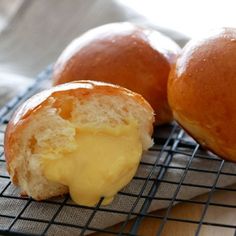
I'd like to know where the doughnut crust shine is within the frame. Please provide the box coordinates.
[53,22,180,124]
[168,28,236,162]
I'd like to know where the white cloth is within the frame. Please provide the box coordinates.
[0,0,188,78]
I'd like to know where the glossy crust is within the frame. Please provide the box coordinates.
[168,27,236,162]
[52,22,180,124]
[4,80,154,180]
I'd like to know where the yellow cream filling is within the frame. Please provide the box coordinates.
[41,122,142,206]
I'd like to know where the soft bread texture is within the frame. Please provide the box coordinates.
[52,22,180,124]
[4,81,154,203]
[168,27,236,162]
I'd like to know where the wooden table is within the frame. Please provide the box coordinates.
[94,185,236,236]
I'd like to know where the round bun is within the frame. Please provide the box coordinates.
[5,80,154,205]
[53,22,180,124]
[168,27,236,162]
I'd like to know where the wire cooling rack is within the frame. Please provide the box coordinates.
[0,67,236,236]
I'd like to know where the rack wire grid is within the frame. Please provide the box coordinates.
[0,67,236,236]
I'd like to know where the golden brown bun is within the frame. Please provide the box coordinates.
[52,22,180,124]
[168,27,236,162]
[4,80,154,201]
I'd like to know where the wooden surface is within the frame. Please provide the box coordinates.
[93,186,236,236]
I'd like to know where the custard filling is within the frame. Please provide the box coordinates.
[40,122,142,206]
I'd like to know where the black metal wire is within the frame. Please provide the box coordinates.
[156,143,200,235]
[80,197,105,235]
[195,160,225,235]
[40,195,70,235]
[0,68,236,236]
[117,125,179,235]
[7,199,33,231]
[128,129,186,235]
